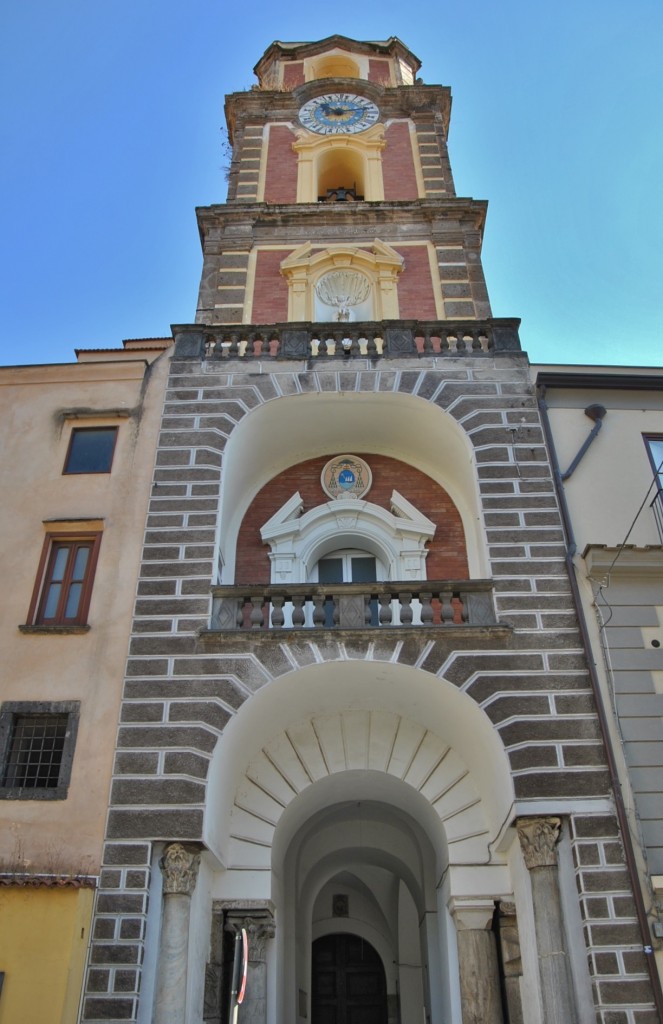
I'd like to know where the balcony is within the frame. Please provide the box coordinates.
[173,318,522,361]
[210,580,499,631]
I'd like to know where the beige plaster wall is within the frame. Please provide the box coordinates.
[0,350,170,874]
[534,375,663,551]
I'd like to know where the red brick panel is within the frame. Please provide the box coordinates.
[383,122,419,201]
[283,63,305,89]
[235,454,469,582]
[251,250,290,323]
[368,59,391,85]
[264,126,298,203]
[395,246,438,319]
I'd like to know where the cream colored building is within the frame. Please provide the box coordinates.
[535,363,663,985]
[0,338,170,1024]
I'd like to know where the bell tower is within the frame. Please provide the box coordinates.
[78,35,660,1024]
[195,35,498,338]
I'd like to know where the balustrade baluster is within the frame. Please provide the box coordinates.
[452,591,467,624]
[270,595,285,628]
[366,331,378,357]
[399,593,413,626]
[228,332,240,357]
[441,591,455,625]
[471,330,482,351]
[332,595,340,627]
[236,599,246,629]
[350,333,361,356]
[363,594,372,626]
[317,334,328,357]
[455,333,467,353]
[420,592,434,626]
[312,595,326,627]
[291,596,305,627]
[378,593,393,625]
[441,334,451,352]
[249,596,264,629]
[422,329,434,354]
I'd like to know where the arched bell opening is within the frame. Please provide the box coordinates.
[316,146,366,202]
[309,55,361,80]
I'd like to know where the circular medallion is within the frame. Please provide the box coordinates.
[321,454,372,500]
[299,93,379,135]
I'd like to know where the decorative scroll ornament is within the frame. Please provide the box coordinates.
[159,842,201,895]
[517,816,561,869]
[315,270,371,322]
[321,454,372,500]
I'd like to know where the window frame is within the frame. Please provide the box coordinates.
[26,531,102,628]
[644,435,663,488]
[0,701,80,800]
[63,426,118,475]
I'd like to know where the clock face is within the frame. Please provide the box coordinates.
[299,93,380,135]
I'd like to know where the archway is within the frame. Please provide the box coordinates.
[202,660,519,1024]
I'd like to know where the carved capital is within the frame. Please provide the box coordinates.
[517,816,561,869]
[159,842,201,896]
[225,909,275,962]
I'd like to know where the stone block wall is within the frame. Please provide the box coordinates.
[80,350,656,1023]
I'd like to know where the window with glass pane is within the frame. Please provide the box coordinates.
[645,437,663,489]
[32,534,101,626]
[64,427,118,474]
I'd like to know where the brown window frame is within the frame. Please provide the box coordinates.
[63,426,118,475]
[27,532,102,627]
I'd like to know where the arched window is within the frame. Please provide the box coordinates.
[310,55,361,80]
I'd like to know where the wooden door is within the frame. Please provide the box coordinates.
[312,933,388,1024]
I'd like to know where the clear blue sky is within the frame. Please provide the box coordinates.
[1,0,661,367]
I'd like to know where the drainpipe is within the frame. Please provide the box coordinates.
[537,387,663,1019]
[560,403,606,482]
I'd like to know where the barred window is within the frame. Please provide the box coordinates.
[0,703,79,799]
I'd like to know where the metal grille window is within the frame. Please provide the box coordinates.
[0,702,79,799]
[3,715,68,788]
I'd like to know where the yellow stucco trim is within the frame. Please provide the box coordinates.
[43,518,105,533]
[292,124,386,202]
[280,239,403,320]
[426,241,446,319]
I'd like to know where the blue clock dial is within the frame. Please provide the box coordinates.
[299,93,380,135]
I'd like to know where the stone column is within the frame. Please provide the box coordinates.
[152,842,201,1024]
[225,908,275,1024]
[517,817,577,1024]
[496,902,524,1024]
[449,898,503,1024]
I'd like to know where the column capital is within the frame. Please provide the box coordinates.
[224,905,275,962]
[447,897,495,931]
[517,816,561,869]
[159,842,201,896]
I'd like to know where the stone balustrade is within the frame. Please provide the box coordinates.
[210,580,498,631]
[172,318,522,361]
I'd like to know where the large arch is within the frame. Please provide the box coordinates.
[203,660,515,870]
[203,660,518,1024]
[217,391,489,582]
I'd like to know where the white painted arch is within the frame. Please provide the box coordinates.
[218,390,488,582]
[203,659,515,874]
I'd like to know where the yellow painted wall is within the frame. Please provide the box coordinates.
[0,886,93,1024]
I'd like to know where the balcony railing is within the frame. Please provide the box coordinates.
[173,319,521,361]
[210,580,498,631]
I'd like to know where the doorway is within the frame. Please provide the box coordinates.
[312,933,388,1024]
